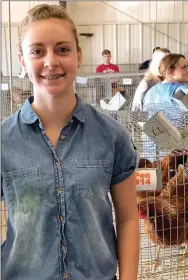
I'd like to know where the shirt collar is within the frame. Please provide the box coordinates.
[21,94,87,124]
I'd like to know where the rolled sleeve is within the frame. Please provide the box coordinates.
[111,125,139,185]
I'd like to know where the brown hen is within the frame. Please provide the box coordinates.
[139,165,188,269]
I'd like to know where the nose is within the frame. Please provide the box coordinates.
[44,51,60,69]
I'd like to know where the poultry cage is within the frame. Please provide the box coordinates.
[1,77,188,279]
[75,71,144,107]
[1,76,33,120]
[96,102,188,280]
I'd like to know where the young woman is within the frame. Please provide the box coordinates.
[1,4,139,280]
[143,53,188,108]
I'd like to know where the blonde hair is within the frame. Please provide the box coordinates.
[18,4,80,54]
[145,49,171,83]
[159,53,185,79]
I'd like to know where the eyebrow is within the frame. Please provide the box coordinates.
[28,41,72,47]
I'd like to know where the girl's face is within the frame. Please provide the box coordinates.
[19,18,82,97]
[171,57,188,83]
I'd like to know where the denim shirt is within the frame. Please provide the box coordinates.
[1,95,137,280]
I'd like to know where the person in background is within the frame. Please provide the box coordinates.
[132,48,171,111]
[139,47,161,70]
[143,53,188,109]
[1,4,139,280]
[96,49,119,73]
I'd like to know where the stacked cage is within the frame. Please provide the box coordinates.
[75,72,144,107]
[1,74,188,279]
[96,102,188,279]
[1,76,33,120]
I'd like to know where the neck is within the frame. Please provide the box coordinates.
[104,62,110,65]
[32,89,76,129]
[163,77,180,83]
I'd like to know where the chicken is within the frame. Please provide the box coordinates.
[12,87,31,105]
[139,165,188,270]
[161,164,188,198]
[138,158,153,168]
[137,151,188,204]
[160,149,188,185]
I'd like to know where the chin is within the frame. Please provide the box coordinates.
[42,86,68,96]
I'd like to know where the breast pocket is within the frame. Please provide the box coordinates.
[76,160,111,200]
[3,167,43,213]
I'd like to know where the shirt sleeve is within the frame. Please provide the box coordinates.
[111,125,139,185]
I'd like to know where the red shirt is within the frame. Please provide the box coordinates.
[96,63,119,73]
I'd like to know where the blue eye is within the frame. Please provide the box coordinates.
[31,49,43,55]
[57,47,69,53]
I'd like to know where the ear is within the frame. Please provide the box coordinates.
[77,49,82,69]
[167,68,175,77]
[18,52,26,69]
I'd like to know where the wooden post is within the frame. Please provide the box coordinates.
[59,1,67,9]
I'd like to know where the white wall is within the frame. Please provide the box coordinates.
[67,1,188,24]
[2,1,188,76]
[2,1,59,22]
[3,1,187,24]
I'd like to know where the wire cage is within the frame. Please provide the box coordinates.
[96,103,188,279]
[1,76,33,120]
[75,72,144,107]
[1,78,188,279]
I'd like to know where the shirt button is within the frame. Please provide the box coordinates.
[60,216,64,221]
[63,273,69,278]
[57,188,62,194]
[61,135,66,140]
[62,244,66,250]
[56,161,60,168]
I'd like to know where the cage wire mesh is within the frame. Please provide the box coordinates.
[75,72,145,107]
[1,74,188,279]
[1,76,33,120]
[2,87,188,279]
[95,103,188,279]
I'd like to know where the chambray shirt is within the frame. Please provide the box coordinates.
[1,95,137,280]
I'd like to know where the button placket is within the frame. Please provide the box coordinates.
[61,135,66,140]
[60,215,65,222]
[63,273,69,279]
[57,187,62,194]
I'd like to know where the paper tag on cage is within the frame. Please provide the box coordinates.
[1,83,9,90]
[136,168,161,191]
[76,77,88,85]
[143,112,182,150]
[123,78,133,85]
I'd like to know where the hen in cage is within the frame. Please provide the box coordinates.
[139,164,188,270]
[137,150,188,203]
[12,87,31,107]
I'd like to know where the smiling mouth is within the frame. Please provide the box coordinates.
[41,74,65,80]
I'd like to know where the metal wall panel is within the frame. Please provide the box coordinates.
[117,24,130,65]
[2,25,21,77]
[2,21,188,76]
[103,24,117,63]
[89,25,103,73]
[130,24,141,64]
[142,24,156,61]
[155,23,168,49]
[181,23,188,55]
